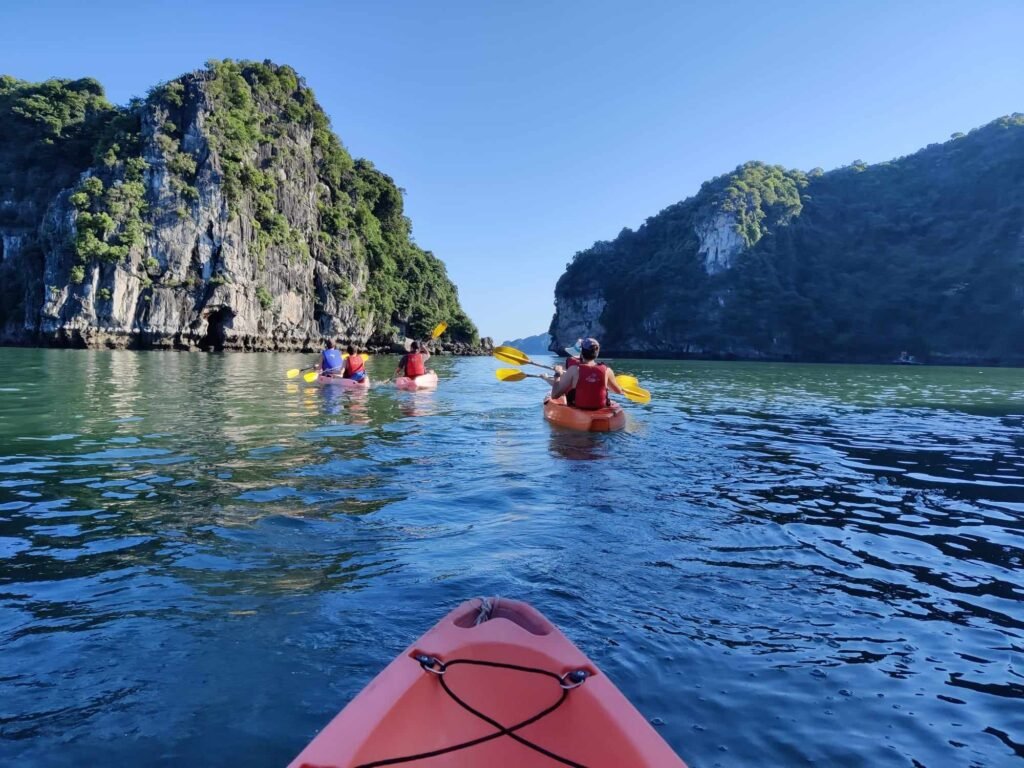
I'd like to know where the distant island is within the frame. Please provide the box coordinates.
[550,115,1024,366]
[0,61,482,352]
[501,332,551,355]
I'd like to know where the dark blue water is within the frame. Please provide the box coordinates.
[1,350,1022,766]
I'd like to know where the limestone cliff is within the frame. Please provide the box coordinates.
[550,116,1024,365]
[0,61,481,351]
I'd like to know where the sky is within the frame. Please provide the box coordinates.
[2,1,1022,343]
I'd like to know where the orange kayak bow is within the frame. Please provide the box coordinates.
[290,597,686,767]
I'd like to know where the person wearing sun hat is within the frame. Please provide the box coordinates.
[552,339,583,405]
[548,337,623,409]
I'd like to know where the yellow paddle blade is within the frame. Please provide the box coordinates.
[616,374,639,388]
[303,370,320,383]
[431,322,447,339]
[619,383,652,404]
[493,345,530,366]
[286,368,301,379]
[495,368,528,382]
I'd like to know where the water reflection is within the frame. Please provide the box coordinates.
[547,429,612,461]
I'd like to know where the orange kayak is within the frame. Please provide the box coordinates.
[289,598,686,767]
[395,370,439,391]
[543,397,626,433]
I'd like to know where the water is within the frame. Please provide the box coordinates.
[1,349,1022,767]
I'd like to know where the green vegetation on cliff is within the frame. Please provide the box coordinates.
[553,116,1024,364]
[0,75,114,222]
[194,59,476,343]
[0,76,117,329]
[0,61,478,346]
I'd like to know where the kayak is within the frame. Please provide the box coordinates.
[318,374,370,389]
[288,597,686,768]
[395,370,439,391]
[544,397,625,433]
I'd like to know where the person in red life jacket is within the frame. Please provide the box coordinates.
[395,340,430,380]
[342,345,366,382]
[548,337,623,409]
[318,339,344,377]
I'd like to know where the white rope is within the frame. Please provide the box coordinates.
[475,597,494,625]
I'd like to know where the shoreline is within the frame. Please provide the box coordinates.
[0,338,494,356]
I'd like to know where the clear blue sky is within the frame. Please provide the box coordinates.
[2,1,1021,342]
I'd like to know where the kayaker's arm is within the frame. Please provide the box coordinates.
[606,366,624,395]
[550,366,578,399]
[540,363,563,387]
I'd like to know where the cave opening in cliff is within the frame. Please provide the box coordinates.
[199,307,234,351]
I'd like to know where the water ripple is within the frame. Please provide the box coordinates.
[0,352,1021,766]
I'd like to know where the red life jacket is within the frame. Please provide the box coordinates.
[404,352,426,377]
[344,354,365,377]
[566,356,580,369]
[573,363,608,410]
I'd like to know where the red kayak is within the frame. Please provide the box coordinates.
[290,597,686,767]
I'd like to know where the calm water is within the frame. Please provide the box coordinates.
[1,350,1022,767]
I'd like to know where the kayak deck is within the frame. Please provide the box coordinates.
[317,374,370,388]
[395,370,439,390]
[543,397,626,432]
[289,598,685,767]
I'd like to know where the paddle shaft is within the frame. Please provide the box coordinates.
[525,360,557,372]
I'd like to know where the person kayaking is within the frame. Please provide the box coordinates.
[395,340,430,380]
[564,339,582,369]
[318,339,344,377]
[342,344,366,382]
[548,337,623,409]
[555,339,582,405]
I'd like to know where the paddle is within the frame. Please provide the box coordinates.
[614,375,651,405]
[492,345,556,371]
[495,368,652,404]
[495,368,547,382]
[286,366,315,379]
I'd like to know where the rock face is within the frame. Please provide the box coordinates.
[0,62,481,351]
[550,116,1024,365]
[696,212,744,274]
[549,294,606,350]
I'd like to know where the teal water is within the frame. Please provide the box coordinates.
[1,349,1022,767]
